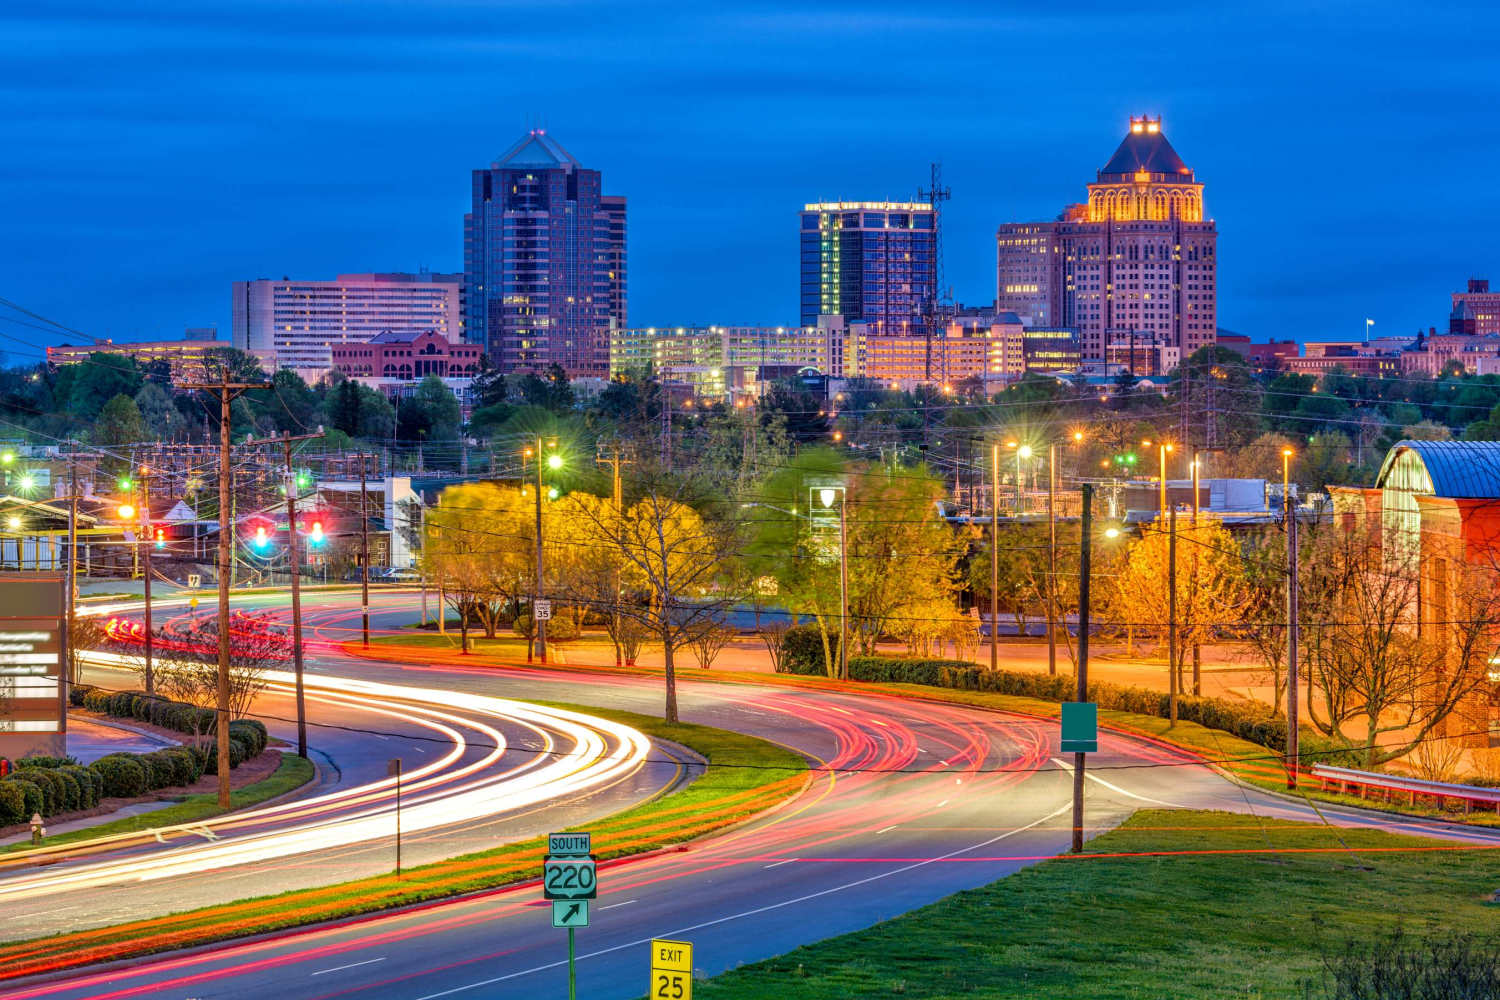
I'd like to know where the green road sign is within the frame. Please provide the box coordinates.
[553,899,589,928]
[544,857,598,899]
[549,832,591,857]
[1061,702,1098,753]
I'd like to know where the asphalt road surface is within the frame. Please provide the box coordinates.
[9,590,1500,999]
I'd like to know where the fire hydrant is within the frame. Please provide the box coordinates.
[29,813,43,845]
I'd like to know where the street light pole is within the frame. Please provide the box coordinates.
[1167,504,1178,725]
[1046,442,1057,676]
[138,467,154,696]
[1071,483,1093,854]
[990,442,999,672]
[1283,447,1299,788]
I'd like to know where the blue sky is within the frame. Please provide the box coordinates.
[2,1,1497,357]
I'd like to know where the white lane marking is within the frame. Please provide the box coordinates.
[311,957,386,976]
[937,799,949,808]
[876,825,898,835]
[1049,757,1182,807]
[598,900,636,910]
[762,858,797,869]
[411,801,1075,1000]
[6,904,79,921]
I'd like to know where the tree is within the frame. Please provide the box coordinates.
[1302,521,1500,767]
[575,468,740,721]
[1109,518,1247,693]
[1172,346,1263,450]
[133,382,187,441]
[1211,431,1295,481]
[63,354,145,421]
[397,376,462,459]
[470,355,507,409]
[517,364,576,412]
[94,393,146,446]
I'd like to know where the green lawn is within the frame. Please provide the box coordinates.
[370,631,616,652]
[1,754,316,855]
[0,704,807,978]
[695,809,1500,1000]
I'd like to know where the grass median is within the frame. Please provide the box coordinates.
[0,753,316,857]
[0,704,808,982]
[694,808,1500,999]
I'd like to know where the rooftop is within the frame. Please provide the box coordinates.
[492,129,580,170]
[1097,116,1193,181]
[1376,440,1500,498]
[803,201,933,213]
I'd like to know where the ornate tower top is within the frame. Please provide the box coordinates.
[1086,116,1203,222]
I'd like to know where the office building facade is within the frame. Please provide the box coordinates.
[232,272,461,376]
[996,116,1217,362]
[800,202,936,334]
[464,129,626,378]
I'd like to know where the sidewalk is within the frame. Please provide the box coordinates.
[66,716,178,763]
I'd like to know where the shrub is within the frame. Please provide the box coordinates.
[545,616,580,642]
[138,751,178,790]
[106,690,142,717]
[777,625,838,676]
[82,688,111,712]
[0,781,25,825]
[21,768,61,815]
[193,708,217,736]
[1,779,41,822]
[131,694,166,722]
[61,765,101,808]
[228,738,248,769]
[50,769,82,811]
[90,755,147,798]
[15,755,79,769]
[70,684,95,707]
[229,719,268,757]
[163,747,203,785]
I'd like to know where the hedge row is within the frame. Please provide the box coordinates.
[844,655,1364,767]
[73,686,217,738]
[776,625,841,676]
[0,743,216,826]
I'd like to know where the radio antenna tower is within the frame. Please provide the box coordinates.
[918,162,952,380]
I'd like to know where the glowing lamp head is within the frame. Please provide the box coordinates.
[117,503,135,519]
[118,477,132,491]
[1104,527,1121,540]
[547,486,559,500]
[546,453,563,471]
[1017,445,1033,460]
[154,527,165,549]
[6,516,19,531]
[1164,444,1174,454]
[1073,431,1084,442]
[17,474,33,491]
[832,430,843,442]
[0,452,13,465]
[1282,448,1294,458]
[310,520,324,543]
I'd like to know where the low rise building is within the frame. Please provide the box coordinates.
[46,331,229,387]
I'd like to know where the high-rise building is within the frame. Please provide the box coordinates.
[800,202,936,334]
[1451,279,1500,336]
[464,129,626,378]
[232,272,461,376]
[996,116,1217,361]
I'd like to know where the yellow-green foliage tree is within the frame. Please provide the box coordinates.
[1109,517,1247,689]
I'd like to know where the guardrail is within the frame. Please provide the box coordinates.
[1310,763,1500,815]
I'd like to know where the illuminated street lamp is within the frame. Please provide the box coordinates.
[6,516,19,531]
[818,486,848,681]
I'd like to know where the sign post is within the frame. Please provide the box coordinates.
[387,758,402,876]
[545,832,594,1000]
[534,599,552,621]
[0,575,66,761]
[651,939,693,1000]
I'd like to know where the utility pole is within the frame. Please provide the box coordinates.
[1191,451,1202,697]
[139,466,154,695]
[247,430,325,759]
[65,446,77,702]
[596,445,630,667]
[1286,487,1300,789]
[182,372,269,808]
[838,491,849,681]
[1046,442,1057,676]
[1167,505,1178,726]
[360,455,371,647]
[1072,483,1093,854]
[989,442,999,672]
[533,434,549,664]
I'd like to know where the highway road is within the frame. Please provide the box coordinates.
[8,589,1500,999]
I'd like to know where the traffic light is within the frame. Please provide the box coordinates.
[154,527,165,550]
[309,520,324,544]
[118,476,132,491]
[117,502,136,520]
[296,471,311,489]
[254,525,269,549]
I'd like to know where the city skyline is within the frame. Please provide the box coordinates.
[3,2,1497,356]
